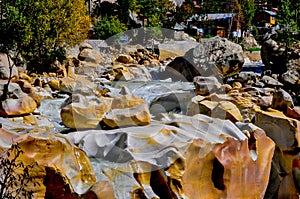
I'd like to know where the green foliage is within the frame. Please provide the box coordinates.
[92,15,127,40]
[239,0,255,33]
[134,0,175,27]
[246,47,261,52]
[275,0,300,66]
[0,144,38,199]
[117,0,135,24]
[174,1,196,24]
[0,0,91,72]
[276,0,299,43]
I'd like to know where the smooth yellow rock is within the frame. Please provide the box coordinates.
[0,129,96,198]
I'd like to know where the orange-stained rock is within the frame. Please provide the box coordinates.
[47,79,60,91]
[254,108,300,151]
[111,94,147,109]
[61,94,107,129]
[187,99,243,122]
[183,123,275,199]
[286,107,300,120]
[117,54,133,64]
[0,129,96,198]
[83,181,115,199]
[103,103,151,128]
[66,114,275,199]
[0,94,37,116]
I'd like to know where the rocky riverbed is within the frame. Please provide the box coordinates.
[0,35,300,199]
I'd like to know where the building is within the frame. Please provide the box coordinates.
[254,10,277,27]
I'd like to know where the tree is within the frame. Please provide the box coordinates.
[275,0,299,66]
[91,15,127,40]
[174,0,196,24]
[239,0,255,37]
[134,0,175,27]
[0,0,91,73]
[117,0,135,25]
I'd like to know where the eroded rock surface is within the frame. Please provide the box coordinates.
[66,113,275,199]
[0,129,96,198]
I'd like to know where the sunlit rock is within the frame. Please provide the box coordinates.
[117,54,133,64]
[255,108,300,151]
[0,129,96,198]
[187,99,243,123]
[66,114,274,199]
[271,88,294,112]
[103,103,151,128]
[102,94,150,128]
[61,94,107,129]
[0,83,37,116]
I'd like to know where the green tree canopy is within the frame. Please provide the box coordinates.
[239,0,255,35]
[134,0,175,27]
[91,15,127,40]
[0,0,91,72]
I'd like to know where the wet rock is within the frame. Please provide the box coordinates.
[0,115,54,133]
[193,76,222,96]
[0,53,18,79]
[150,91,195,115]
[0,129,96,198]
[61,94,107,129]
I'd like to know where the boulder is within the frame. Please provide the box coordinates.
[0,53,18,79]
[150,91,195,115]
[47,79,60,91]
[60,94,107,129]
[187,99,243,123]
[0,129,96,198]
[59,75,98,95]
[78,47,105,64]
[66,113,275,199]
[0,115,54,133]
[0,83,37,116]
[163,37,244,81]
[102,94,150,128]
[271,88,294,112]
[103,103,151,128]
[158,40,199,60]
[254,108,300,151]
[117,54,133,64]
[193,76,222,96]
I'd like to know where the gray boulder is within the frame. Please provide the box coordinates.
[0,53,18,79]
[163,37,244,81]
